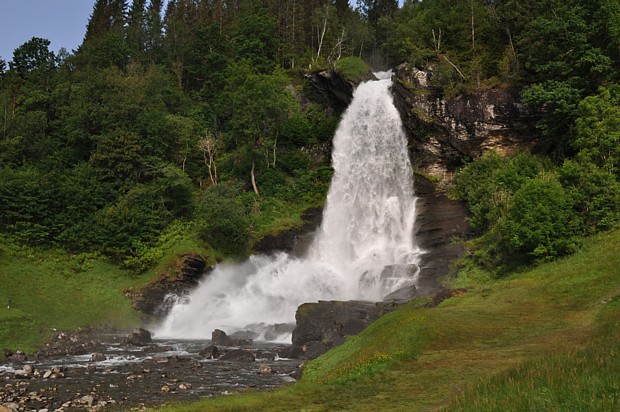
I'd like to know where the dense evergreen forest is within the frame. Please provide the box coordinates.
[0,0,619,273]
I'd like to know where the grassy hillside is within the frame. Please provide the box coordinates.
[154,229,620,411]
[0,236,207,353]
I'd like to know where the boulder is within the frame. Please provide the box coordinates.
[276,345,304,360]
[211,329,252,347]
[219,349,256,363]
[0,403,19,412]
[199,345,219,359]
[91,352,107,362]
[9,351,26,363]
[303,341,329,359]
[290,300,403,360]
[123,328,153,346]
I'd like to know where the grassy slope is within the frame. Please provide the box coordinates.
[0,247,145,352]
[154,229,620,411]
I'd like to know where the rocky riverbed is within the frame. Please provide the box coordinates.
[0,329,302,411]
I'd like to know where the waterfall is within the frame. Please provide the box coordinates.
[155,73,422,341]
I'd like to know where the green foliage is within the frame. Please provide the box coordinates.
[454,151,547,232]
[196,183,250,256]
[456,149,620,272]
[502,177,578,259]
[574,86,620,177]
[334,56,370,83]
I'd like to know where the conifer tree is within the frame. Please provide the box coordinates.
[127,0,148,61]
[145,0,164,62]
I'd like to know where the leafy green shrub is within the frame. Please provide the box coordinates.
[501,177,579,259]
[454,151,548,232]
[559,160,620,234]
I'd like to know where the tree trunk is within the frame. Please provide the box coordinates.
[251,160,260,195]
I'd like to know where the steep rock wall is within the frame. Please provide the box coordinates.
[391,63,546,178]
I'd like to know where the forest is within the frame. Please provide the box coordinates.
[0,0,619,273]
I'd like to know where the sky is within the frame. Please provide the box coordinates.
[0,0,405,64]
[0,1,95,61]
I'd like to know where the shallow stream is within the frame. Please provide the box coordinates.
[0,333,301,411]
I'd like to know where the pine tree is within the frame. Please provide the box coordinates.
[127,0,148,61]
[145,0,164,62]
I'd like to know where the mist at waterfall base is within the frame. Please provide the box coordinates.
[156,73,423,342]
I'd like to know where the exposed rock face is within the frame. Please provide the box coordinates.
[305,70,377,114]
[391,63,545,176]
[413,174,472,296]
[127,253,209,318]
[290,300,400,359]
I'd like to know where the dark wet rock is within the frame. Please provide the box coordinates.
[255,351,276,361]
[289,366,303,380]
[127,253,209,318]
[123,328,153,346]
[303,341,329,359]
[276,345,304,360]
[198,345,219,359]
[383,285,418,302]
[91,352,107,362]
[9,351,26,363]
[291,300,400,359]
[219,349,256,363]
[413,174,472,296]
[305,70,377,114]
[211,329,252,347]
[2,349,13,359]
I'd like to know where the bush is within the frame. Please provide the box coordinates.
[196,183,250,255]
[501,178,579,259]
[334,57,370,83]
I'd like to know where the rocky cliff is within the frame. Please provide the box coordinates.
[391,63,546,178]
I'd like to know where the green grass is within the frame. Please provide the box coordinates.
[334,57,371,84]
[152,229,620,411]
[0,245,149,353]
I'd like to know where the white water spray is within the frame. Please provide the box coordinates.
[156,74,422,340]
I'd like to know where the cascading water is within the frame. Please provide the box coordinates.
[156,72,423,341]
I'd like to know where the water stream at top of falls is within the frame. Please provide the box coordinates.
[155,72,423,341]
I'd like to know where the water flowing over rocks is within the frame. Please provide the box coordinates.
[156,76,422,341]
[0,330,302,411]
[391,63,546,176]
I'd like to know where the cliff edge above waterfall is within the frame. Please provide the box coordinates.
[391,63,549,178]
